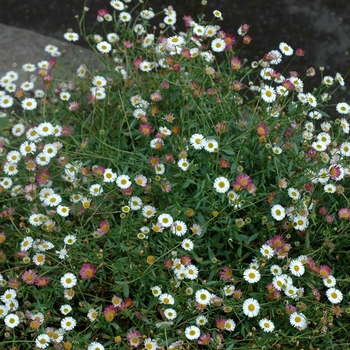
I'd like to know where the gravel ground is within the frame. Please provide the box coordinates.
[1,0,350,95]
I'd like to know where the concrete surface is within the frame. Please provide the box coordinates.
[0,23,93,83]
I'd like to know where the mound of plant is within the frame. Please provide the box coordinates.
[0,0,349,349]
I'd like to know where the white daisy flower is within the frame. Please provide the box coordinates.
[64,32,79,41]
[213,176,230,193]
[270,265,282,276]
[184,325,200,340]
[260,244,274,259]
[284,284,299,299]
[323,275,336,288]
[159,293,174,305]
[223,285,235,296]
[96,41,112,53]
[289,260,305,277]
[259,318,275,332]
[20,141,37,156]
[203,139,218,152]
[279,42,293,56]
[195,288,212,305]
[4,313,20,328]
[293,215,309,231]
[87,342,105,350]
[171,220,187,236]
[306,93,317,107]
[20,236,34,251]
[260,85,276,103]
[1,289,16,303]
[142,205,156,218]
[190,133,205,149]
[155,214,172,228]
[181,238,194,251]
[324,183,336,193]
[336,102,350,114]
[224,318,236,331]
[211,38,226,52]
[243,268,261,283]
[60,316,76,331]
[242,298,260,317]
[289,312,307,330]
[151,286,162,297]
[128,196,143,210]
[326,288,343,304]
[22,97,38,110]
[177,158,190,171]
[340,118,350,133]
[119,11,131,23]
[60,304,72,315]
[60,273,77,288]
[271,204,286,221]
[287,187,300,200]
[185,265,199,280]
[116,175,131,189]
[57,205,70,217]
[164,308,177,320]
[6,150,21,163]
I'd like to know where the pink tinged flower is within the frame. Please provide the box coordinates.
[103,305,117,322]
[306,67,316,77]
[35,276,50,287]
[296,48,305,56]
[79,263,97,279]
[150,92,162,102]
[121,187,133,196]
[139,124,153,136]
[160,181,172,193]
[182,15,193,27]
[126,329,141,347]
[232,81,243,91]
[285,304,297,315]
[234,173,252,190]
[319,265,332,278]
[133,57,145,68]
[180,255,192,266]
[24,184,37,202]
[243,35,252,44]
[329,164,344,180]
[247,183,257,194]
[230,56,242,70]
[219,158,230,169]
[36,170,51,185]
[97,8,109,17]
[22,270,38,285]
[164,154,174,163]
[319,206,327,215]
[325,215,335,223]
[124,40,133,48]
[68,101,79,111]
[224,33,235,49]
[313,288,321,301]
[216,318,226,331]
[198,333,212,345]
[220,266,233,281]
[97,220,109,235]
[256,123,268,137]
[161,81,169,89]
[164,258,174,269]
[338,208,350,219]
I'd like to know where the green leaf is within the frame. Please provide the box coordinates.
[123,283,129,298]
[0,117,9,130]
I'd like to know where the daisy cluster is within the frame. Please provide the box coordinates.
[0,0,349,348]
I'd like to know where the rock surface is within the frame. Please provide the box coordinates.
[1,0,349,96]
